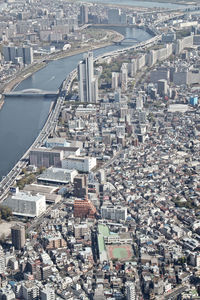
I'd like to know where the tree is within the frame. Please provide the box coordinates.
[0,205,12,220]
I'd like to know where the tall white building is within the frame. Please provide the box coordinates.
[136,93,143,110]
[21,282,40,300]
[0,287,15,300]
[62,155,96,172]
[126,282,136,300]
[129,59,137,77]
[78,52,98,103]
[120,63,128,92]
[139,111,147,124]
[0,246,5,275]
[41,287,55,300]
[112,72,120,90]
[158,79,168,97]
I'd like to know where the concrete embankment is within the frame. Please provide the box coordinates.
[0,95,4,111]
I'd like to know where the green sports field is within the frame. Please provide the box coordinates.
[106,244,133,261]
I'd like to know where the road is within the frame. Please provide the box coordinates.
[0,69,77,202]
[0,23,162,201]
[164,285,188,300]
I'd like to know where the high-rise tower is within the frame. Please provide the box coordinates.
[11,224,25,250]
[80,5,88,25]
[78,52,98,103]
[0,246,5,275]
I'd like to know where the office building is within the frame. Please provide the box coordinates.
[137,54,146,70]
[11,224,26,250]
[30,148,64,168]
[62,155,96,172]
[112,72,120,90]
[108,8,121,24]
[80,4,88,24]
[3,45,16,62]
[126,282,136,300]
[0,287,15,300]
[139,111,147,124]
[74,175,88,198]
[150,67,169,83]
[21,282,40,300]
[136,93,143,110]
[120,63,128,92]
[4,190,46,218]
[41,287,55,300]
[175,35,193,55]
[98,169,106,184]
[162,31,176,43]
[3,45,33,65]
[0,246,5,275]
[20,46,33,65]
[128,59,137,77]
[157,79,168,97]
[148,50,157,67]
[116,125,126,137]
[114,89,121,102]
[101,205,127,221]
[78,52,98,103]
[190,96,198,106]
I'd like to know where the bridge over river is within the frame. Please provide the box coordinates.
[4,88,58,98]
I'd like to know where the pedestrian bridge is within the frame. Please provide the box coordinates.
[4,88,59,98]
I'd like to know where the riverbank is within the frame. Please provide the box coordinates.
[1,30,124,100]
[77,0,193,7]
[0,25,151,185]
[0,99,4,111]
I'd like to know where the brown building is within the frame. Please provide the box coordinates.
[11,224,25,250]
[44,234,67,250]
[74,198,96,219]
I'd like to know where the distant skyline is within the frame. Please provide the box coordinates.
[79,0,191,9]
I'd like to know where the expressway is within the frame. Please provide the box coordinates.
[0,69,77,202]
[0,24,161,202]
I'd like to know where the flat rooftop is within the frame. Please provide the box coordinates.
[8,191,44,202]
[98,224,110,237]
[38,167,77,184]
[168,104,189,113]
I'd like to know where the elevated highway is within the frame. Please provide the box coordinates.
[0,70,77,201]
[0,25,161,201]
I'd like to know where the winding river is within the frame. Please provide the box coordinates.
[0,27,151,179]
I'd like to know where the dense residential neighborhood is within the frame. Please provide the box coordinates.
[0,0,200,299]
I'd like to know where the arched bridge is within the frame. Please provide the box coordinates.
[113,38,139,45]
[4,88,59,98]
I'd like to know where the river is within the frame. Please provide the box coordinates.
[81,0,191,9]
[0,27,151,179]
